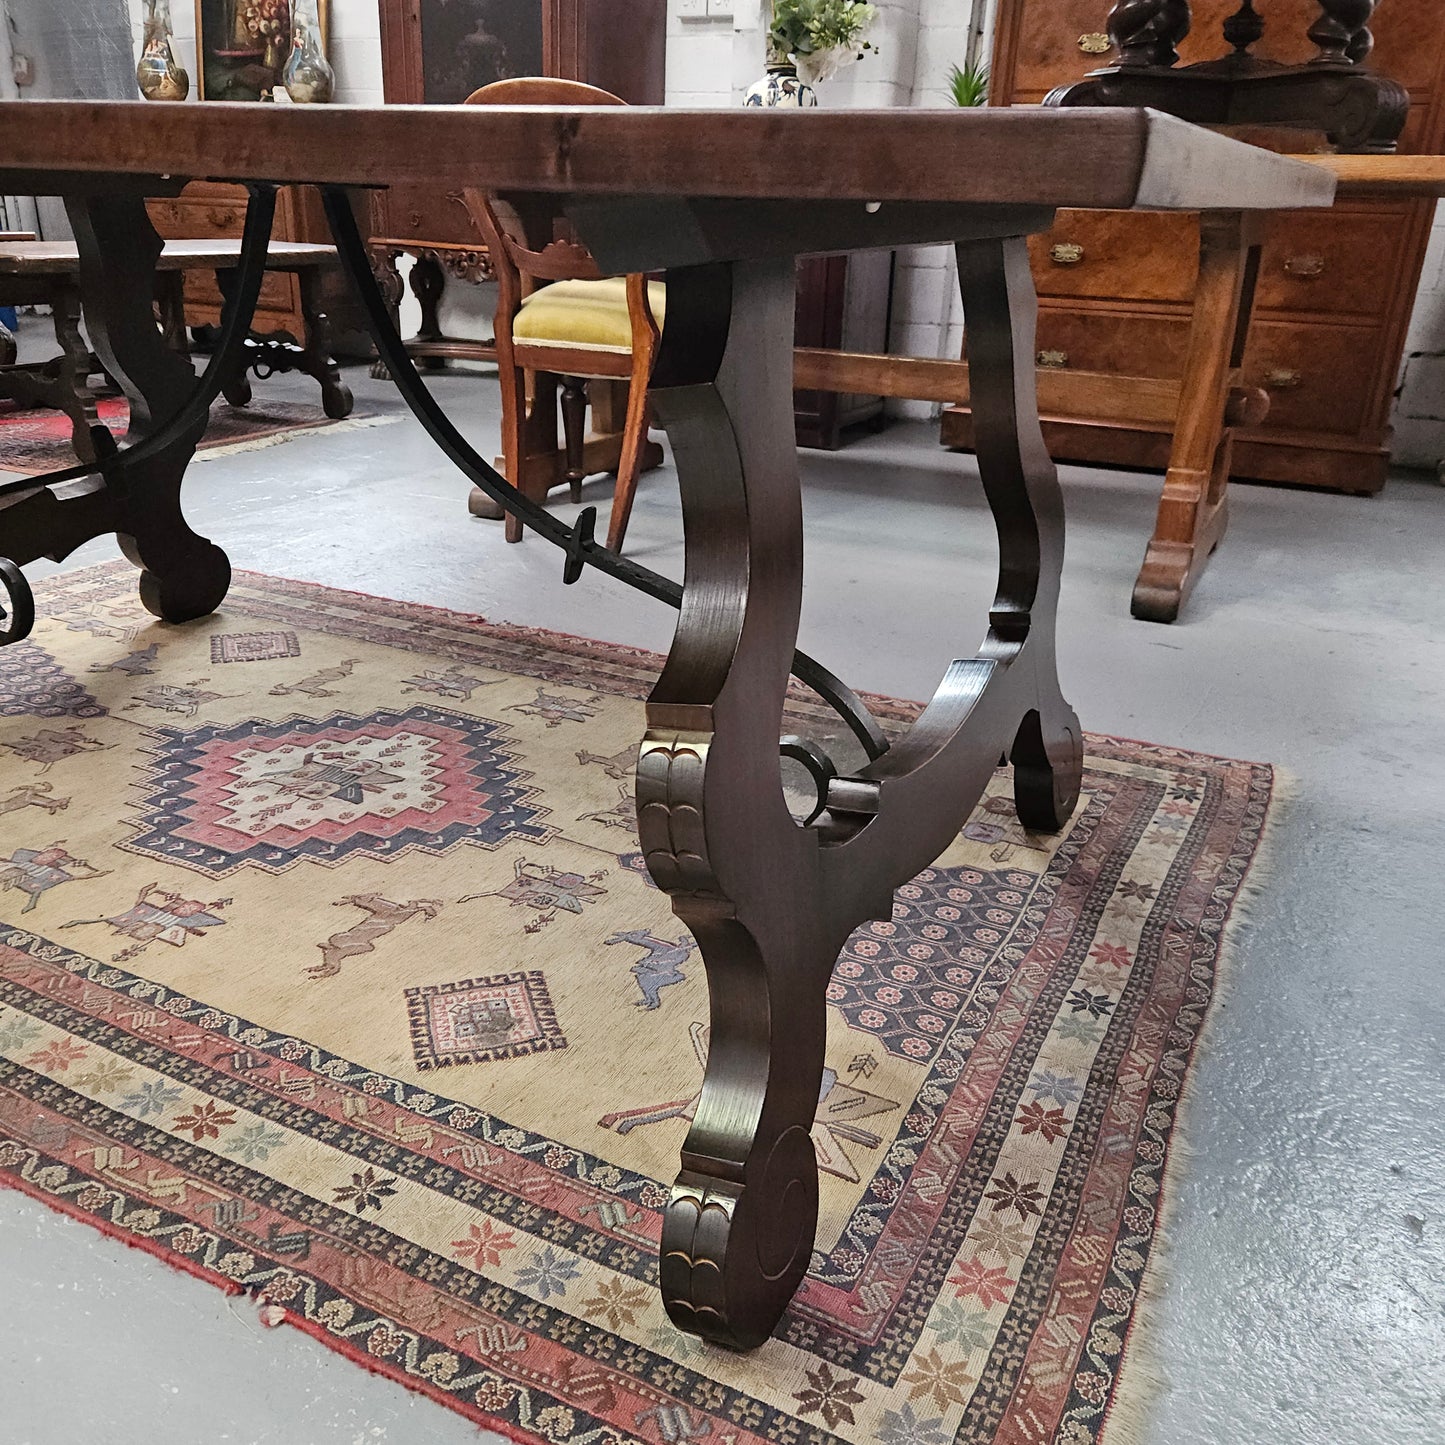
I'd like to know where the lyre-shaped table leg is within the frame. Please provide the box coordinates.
[641,238,1083,1350]
[67,195,229,622]
[957,236,1083,830]
[640,259,829,1350]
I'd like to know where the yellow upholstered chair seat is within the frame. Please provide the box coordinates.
[513,276,666,353]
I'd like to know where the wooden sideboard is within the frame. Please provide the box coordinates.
[941,0,1445,494]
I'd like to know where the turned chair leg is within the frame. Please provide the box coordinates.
[560,377,587,502]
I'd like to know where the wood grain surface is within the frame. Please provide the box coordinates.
[0,101,1335,212]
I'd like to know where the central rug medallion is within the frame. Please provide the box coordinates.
[123,706,550,875]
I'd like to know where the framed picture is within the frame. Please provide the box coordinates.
[195,0,329,101]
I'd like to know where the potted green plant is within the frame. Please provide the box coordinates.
[745,0,879,107]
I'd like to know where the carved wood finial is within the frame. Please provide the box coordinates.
[1108,0,1169,68]
[1309,0,1377,66]
[1222,0,1265,55]
[1107,0,1192,70]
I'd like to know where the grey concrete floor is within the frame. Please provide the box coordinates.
[2,344,1443,1445]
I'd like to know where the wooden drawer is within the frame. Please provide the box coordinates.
[1031,210,1198,304]
[182,268,300,322]
[375,184,488,250]
[1003,0,1117,101]
[1239,320,1383,437]
[1254,207,1411,320]
[1032,306,1191,382]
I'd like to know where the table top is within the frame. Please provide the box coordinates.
[0,238,337,275]
[0,101,1335,214]
[1288,152,1445,198]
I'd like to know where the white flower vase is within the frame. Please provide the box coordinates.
[744,58,818,108]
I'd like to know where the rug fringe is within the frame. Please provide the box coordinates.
[193,413,402,463]
[1100,765,1298,1445]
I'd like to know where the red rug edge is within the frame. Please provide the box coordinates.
[0,1166,530,1441]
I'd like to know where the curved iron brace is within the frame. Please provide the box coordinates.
[318,185,889,764]
[0,182,279,506]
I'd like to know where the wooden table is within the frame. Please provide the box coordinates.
[0,100,1333,1348]
[0,238,352,464]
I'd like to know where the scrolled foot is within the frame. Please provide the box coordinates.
[661,1124,818,1351]
[123,537,231,624]
[321,377,354,420]
[1011,704,1083,832]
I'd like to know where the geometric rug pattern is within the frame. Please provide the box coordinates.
[0,563,1278,1445]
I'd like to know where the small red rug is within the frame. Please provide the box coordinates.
[0,564,1280,1444]
[0,395,386,474]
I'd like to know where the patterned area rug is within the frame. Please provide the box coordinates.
[0,565,1277,1445]
[0,395,393,474]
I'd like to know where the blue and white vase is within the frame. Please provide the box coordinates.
[744,59,818,108]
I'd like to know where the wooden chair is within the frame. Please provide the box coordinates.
[462,78,662,549]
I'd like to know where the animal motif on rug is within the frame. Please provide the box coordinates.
[458,857,607,933]
[400,666,501,702]
[61,880,229,962]
[88,643,159,676]
[0,843,109,914]
[0,782,69,817]
[575,745,637,780]
[309,893,444,979]
[2,726,109,771]
[56,607,137,643]
[578,784,635,831]
[124,680,234,717]
[506,687,599,728]
[606,928,694,1010]
[598,1022,899,1184]
[269,659,361,698]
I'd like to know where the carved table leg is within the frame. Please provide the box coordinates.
[212,266,255,409]
[67,194,228,622]
[642,260,828,1349]
[368,247,405,381]
[410,253,446,368]
[50,278,102,465]
[0,314,15,367]
[297,267,354,419]
[1133,211,1261,623]
[641,240,1082,1349]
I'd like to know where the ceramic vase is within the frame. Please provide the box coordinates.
[283,0,336,103]
[744,58,818,108]
[136,0,190,102]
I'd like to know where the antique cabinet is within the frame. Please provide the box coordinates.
[147,183,367,351]
[370,0,667,365]
[941,0,1445,493]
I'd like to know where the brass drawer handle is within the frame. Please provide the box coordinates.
[1037,350,1069,369]
[1266,368,1303,390]
[1284,254,1326,278]
[1077,32,1111,54]
[1050,242,1085,265]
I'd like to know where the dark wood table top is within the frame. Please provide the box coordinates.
[0,101,1335,213]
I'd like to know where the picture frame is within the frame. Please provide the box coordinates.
[194,0,330,102]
